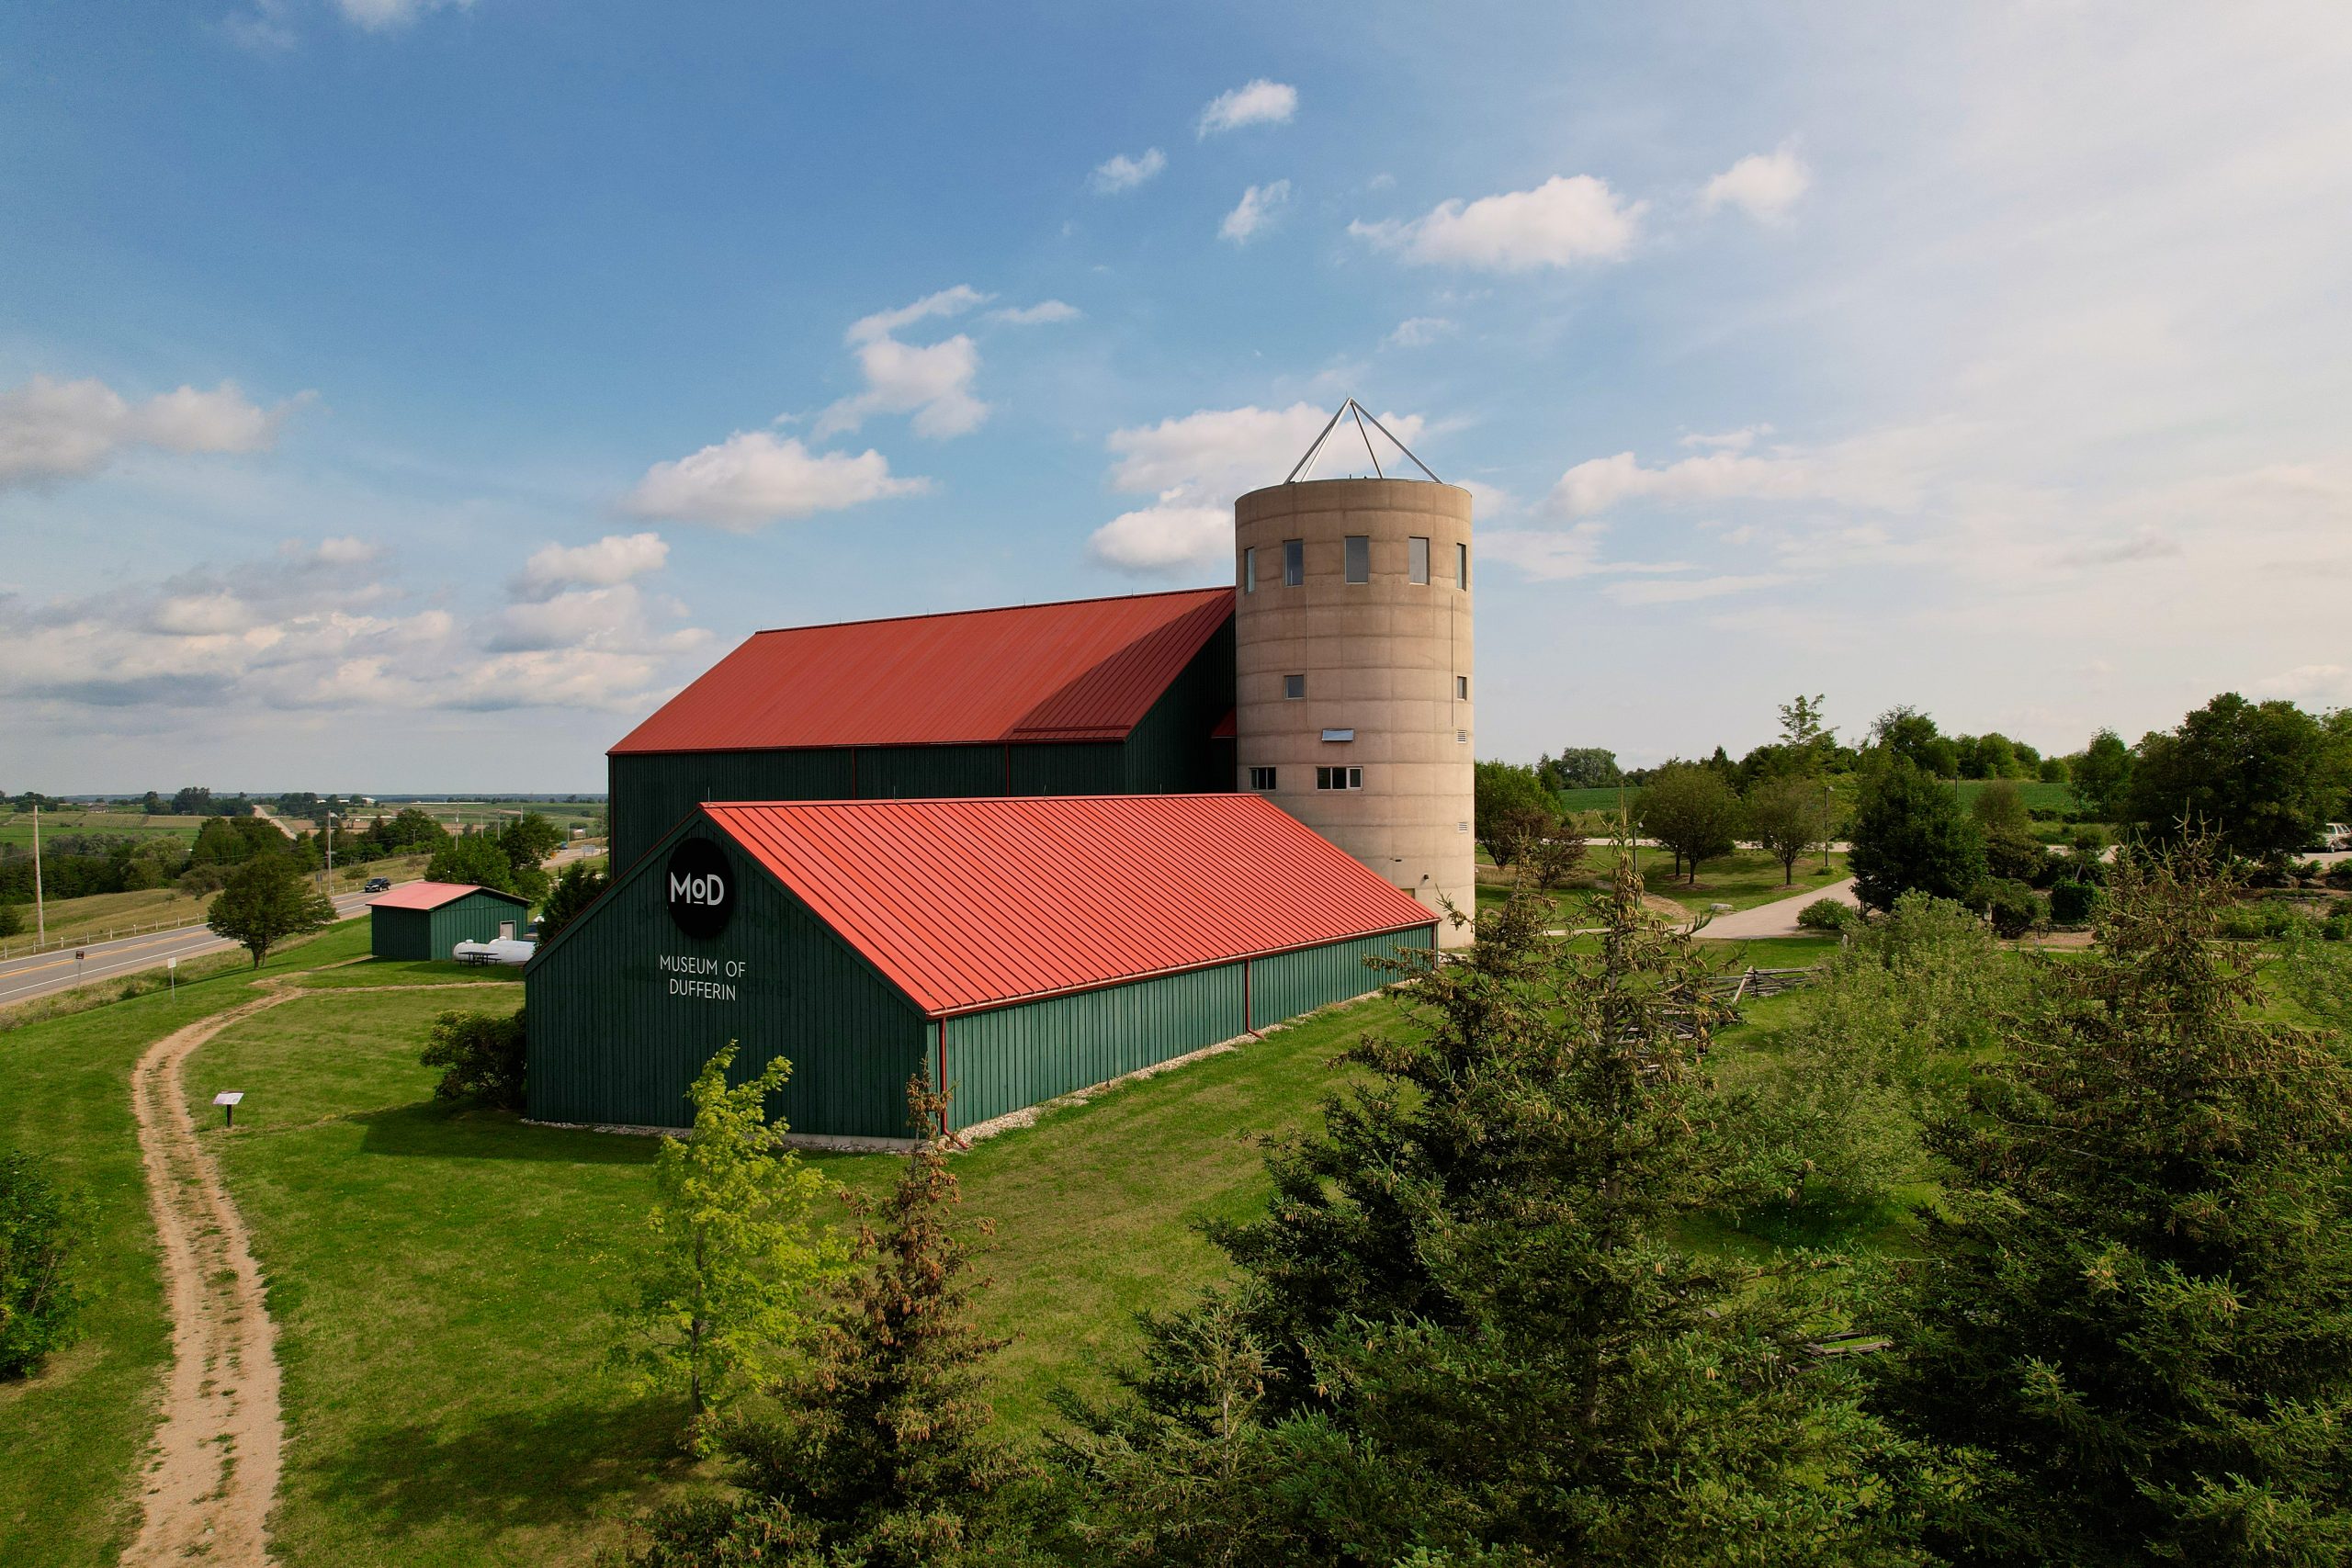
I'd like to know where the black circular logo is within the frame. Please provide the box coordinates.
[664,837,735,940]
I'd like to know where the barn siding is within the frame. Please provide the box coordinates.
[526,818,930,1137]
[943,963,1247,1128]
[1250,927,1433,1024]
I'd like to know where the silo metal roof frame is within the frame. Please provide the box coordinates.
[1284,398,1443,485]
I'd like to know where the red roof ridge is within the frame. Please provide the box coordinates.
[369,880,530,911]
[739,583,1227,639]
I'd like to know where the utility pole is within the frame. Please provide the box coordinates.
[31,800,44,945]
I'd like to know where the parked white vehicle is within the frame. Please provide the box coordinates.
[2326,823,2352,852]
[452,938,537,966]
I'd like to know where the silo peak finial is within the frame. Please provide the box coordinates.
[1284,399,1443,485]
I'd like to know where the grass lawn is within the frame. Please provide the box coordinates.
[0,918,371,1568]
[1639,848,1849,914]
[293,957,527,989]
[158,971,1405,1565]
[0,812,209,851]
[0,886,220,953]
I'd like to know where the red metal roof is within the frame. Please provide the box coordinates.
[611,587,1232,755]
[368,881,528,911]
[701,795,1434,1016]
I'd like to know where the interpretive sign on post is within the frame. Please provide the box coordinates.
[213,1090,244,1128]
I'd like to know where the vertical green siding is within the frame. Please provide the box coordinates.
[944,962,1246,1128]
[426,890,530,957]
[1007,742,1125,795]
[1250,927,1433,1024]
[527,820,930,1137]
[1121,617,1236,792]
[610,750,856,870]
[370,906,433,960]
[854,745,1005,799]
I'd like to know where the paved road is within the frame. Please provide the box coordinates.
[0,887,384,1010]
[1693,876,1860,941]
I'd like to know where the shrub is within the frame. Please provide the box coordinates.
[1796,897,1860,932]
[1,1147,86,1379]
[0,902,20,941]
[1984,879,2042,939]
[2327,860,2352,891]
[1984,824,2052,886]
[2048,880,2099,926]
[420,1008,527,1110]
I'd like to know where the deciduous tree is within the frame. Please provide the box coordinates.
[204,852,334,967]
[2125,693,2343,858]
[611,1045,838,1420]
[1638,761,1742,884]
[1848,763,1986,913]
[1747,773,1825,885]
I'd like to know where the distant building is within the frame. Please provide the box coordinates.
[370,882,532,961]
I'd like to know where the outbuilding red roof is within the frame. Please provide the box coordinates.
[700,795,1435,1016]
[611,587,1232,756]
[368,880,528,911]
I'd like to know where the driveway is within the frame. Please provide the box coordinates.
[1693,877,1860,941]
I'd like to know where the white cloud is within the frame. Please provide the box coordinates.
[331,0,472,31]
[1220,180,1291,243]
[1350,175,1644,271]
[621,432,928,530]
[1679,424,1772,451]
[1087,400,1431,576]
[1544,448,1820,517]
[821,288,992,438]
[2253,663,2352,704]
[844,285,989,345]
[1197,79,1296,137]
[1091,148,1166,193]
[1086,505,1232,573]
[1385,316,1456,348]
[0,375,298,488]
[987,299,1081,326]
[1700,144,1811,222]
[311,536,379,566]
[0,530,710,721]
[511,531,669,599]
[1479,524,1611,581]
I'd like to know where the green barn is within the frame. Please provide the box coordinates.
[525,795,1435,1140]
[368,881,535,961]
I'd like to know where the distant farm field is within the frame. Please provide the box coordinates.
[1555,778,2082,818]
[0,812,209,850]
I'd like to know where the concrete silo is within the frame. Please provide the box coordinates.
[1234,443,1476,946]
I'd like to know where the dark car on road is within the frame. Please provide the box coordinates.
[363,876,391,893]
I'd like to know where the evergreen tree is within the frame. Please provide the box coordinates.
[1849,761,1986,913]
[1056,847,1941,1566]
[1871,841,2352,1562]
[635,1074,1028,1568]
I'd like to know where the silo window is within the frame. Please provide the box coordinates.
[1456,675,1468,699]
[1408,536,1430,584]
[1242,547,1258,593]
[1455,541,1469,589]
[1283,538,1304,585]
[1283,673,1305,699]
[1249,766,1277,790]
[1316,766,1363,791]
[1344,535,1370,583]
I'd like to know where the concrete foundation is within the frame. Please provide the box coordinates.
[1234,478,1476,946]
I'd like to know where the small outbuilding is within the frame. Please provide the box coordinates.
[369,881,534,961]
[526,795,1437,1140]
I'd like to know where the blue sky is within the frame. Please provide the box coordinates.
[5,1,2348,792]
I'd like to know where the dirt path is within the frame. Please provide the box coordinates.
[124,990,296,1567]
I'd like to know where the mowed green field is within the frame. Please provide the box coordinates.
[1556,778,2082,818]
[1478,845,1849,920]
[0,812,210,850]
[1,913,1403,1568]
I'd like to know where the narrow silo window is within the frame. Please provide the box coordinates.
[1408,536,1430,584]
[1243,547,1258,592]
[1455,542,1469,589]
[1283,538,1305,585]
[1249,766,1277,790]
[1344,535,1370,583]
[1456,675,1468,699]
[1283,674,1305,699]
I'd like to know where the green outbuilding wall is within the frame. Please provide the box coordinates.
[605,622,1236,869]
[526,812,1435,1141]
[370,887,533,961]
